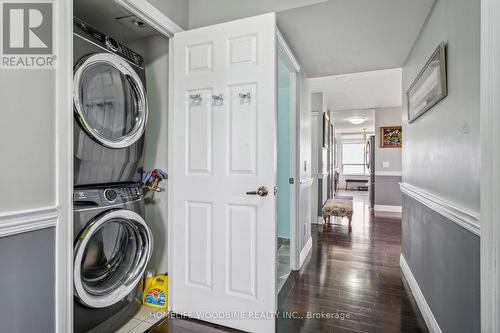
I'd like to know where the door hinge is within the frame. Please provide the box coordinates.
[274,186,278,196]
[289,177,295,184]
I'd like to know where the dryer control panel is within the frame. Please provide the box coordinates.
[74,17,144,68]
[74,185,142,207]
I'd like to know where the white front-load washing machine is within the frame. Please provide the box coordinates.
[73,184,153,333]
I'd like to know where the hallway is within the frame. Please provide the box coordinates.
[277,192,428,333]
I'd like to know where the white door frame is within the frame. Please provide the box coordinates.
[276,30,301,271]
[55,0,74,332]
[480,0,500,331]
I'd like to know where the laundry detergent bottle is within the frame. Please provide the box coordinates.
[143,275,168,309]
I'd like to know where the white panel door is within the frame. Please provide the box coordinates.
[171,13,277,333]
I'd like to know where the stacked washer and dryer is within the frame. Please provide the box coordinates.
[73,18,153,333]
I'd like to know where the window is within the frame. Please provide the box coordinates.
[341,134,367,175]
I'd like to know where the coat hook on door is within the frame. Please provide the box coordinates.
[239,92,251,103]
[189,93,203,105]
[212,94,224,106]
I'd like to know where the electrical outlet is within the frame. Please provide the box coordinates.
[382,161,390,168]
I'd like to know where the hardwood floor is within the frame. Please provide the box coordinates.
[146,192,428,333]
[277,193,428,333]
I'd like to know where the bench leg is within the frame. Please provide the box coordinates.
[348,216,352,232]
[323,215,330,232]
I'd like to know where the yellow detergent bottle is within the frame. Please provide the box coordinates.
[143,274,168,309]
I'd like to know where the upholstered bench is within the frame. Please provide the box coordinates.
[322,198,354,231]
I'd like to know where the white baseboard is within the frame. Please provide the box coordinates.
[312,216,323,224]
[299,237,312,268]
[374,205,402,213]
[400,255,442,333]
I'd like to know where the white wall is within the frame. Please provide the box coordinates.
[0,71,56,211]
[128,35,170,274]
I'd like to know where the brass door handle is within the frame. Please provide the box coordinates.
[246,186,269,197]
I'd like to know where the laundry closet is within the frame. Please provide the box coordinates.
[72,0,170,331]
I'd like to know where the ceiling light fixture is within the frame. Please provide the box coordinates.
[348,117,367,125]
[335,75,350,81]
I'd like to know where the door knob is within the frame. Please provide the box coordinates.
[246,186,269,197]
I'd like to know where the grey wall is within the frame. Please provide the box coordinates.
[402,195,480,332]
[148,0,189,30]
[128,35,170,274]
[374,107,402,207]
[402,0,480,331]
[375,176,402,206]
[402,0,480,213]
[0,31,58,332]
[374,107,402,173]
[0,228,55,332]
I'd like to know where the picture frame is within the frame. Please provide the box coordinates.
[329,123,334,148]
[406,42,447,123]
[323,113,330,148]
[380,126,402,148]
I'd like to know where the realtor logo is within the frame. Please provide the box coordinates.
[1,1,56,69]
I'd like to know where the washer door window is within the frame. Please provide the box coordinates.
[74,210,153,308]
[74,53,148,149]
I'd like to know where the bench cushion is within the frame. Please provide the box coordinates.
[322,198,353,218]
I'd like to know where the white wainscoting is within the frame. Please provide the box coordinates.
[400,255,442,333]
[400,182,480,236]
[0,206,58,238]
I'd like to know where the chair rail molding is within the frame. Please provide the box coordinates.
[399,182,480,236]
[300,177,315,186]
[0,206,58,238]
[375,171,402,176]
[400,255,442,333]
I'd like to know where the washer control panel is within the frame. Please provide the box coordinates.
[74,17,144,68]
[74,185,142,207]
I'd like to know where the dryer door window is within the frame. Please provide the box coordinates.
[74,209,153,308]
[74,53,148,149]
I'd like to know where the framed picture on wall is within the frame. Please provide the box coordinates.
[329,123,334,148]
[406,42,447,123]
[323,113,330,148]
[381,126,402,148]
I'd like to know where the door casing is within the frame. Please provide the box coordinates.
[277,30,301,271]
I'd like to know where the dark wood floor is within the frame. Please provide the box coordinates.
[277,202,428,333]
[146,196,428,333]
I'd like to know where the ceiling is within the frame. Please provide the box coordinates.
[188,0,434,77]
[276,0,434,77]
[309,67,402,111]
[74,0,160,42]
[330,109,375,134]
[188,0,328,29]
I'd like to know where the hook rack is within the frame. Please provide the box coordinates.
[239,92,252,103]
[189,93,203,105]
[212,94,224,106]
